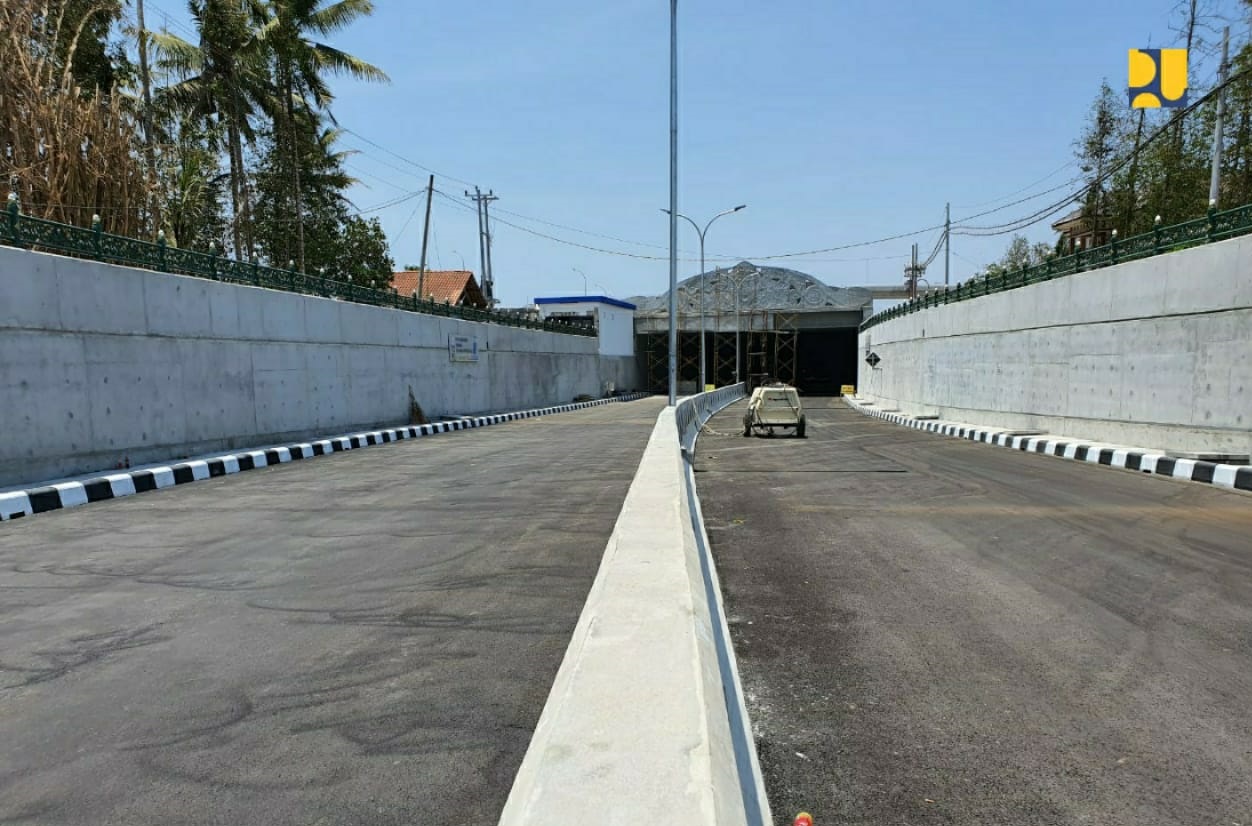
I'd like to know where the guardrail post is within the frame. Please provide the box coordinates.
[1019,263,1028,287]
[157,229,167,270]
[251,259,260,286]
[5,192,18,243]
[91,214,102,259]
[1206,201,1217,242]
[1153,215,1162,253]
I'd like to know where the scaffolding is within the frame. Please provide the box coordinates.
[635,262,854,392]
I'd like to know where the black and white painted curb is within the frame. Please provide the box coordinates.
[845,397,1252,494]
[0,393,651,522]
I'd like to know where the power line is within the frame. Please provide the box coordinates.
[350,134,954,262]
[347,143,715,256]
[953,64,1252,238]
[392,195,426,243]
[344,161,414,194]
[138,0,200,41]
[356,189,425,214]
[340,129,477,188]
[951,159,1082,210]
[489,203,703,254]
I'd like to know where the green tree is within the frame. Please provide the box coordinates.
[153,0,274,258]
[1075,80,1127,236]
[251,117,392,281]
[159,114,229,250]
[263,0,388,271]
[336,215,393,288]
[1217,23,1252,207]
[983,234,1053,278]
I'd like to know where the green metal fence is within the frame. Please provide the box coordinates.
[1,195,595,337]
[861,201,1252,332]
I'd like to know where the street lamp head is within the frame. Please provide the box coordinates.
[733,204,746,212]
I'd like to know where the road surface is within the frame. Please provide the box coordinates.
[696,397,1252,826]
[0,398,663,826]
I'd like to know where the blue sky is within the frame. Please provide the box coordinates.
[146,0,1245,306]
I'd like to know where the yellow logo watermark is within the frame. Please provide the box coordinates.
[1129,48,1188,108]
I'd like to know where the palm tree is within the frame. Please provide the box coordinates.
[262,0,388,270]
[153,0,273,258]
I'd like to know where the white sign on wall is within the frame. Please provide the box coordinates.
[448,334,479,363]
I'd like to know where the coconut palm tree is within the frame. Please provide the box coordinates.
[262,0,388,270]
[153,0,273,257]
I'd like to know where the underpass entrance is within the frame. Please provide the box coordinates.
[795,328,859,395]
[630,262,872,394]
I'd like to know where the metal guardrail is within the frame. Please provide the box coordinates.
[861,202,1252,332]
[0,197,596,337]
[676,383,747,451]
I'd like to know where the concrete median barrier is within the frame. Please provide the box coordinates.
[498,384,770,826]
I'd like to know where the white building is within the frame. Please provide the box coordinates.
[534,296,637,358]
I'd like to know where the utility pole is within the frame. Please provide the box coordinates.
[944,202,951,286]
[912,243,919,299]
[470,188,485,299]
[417,175,434,300]
[483,191,497,305]
[465,188,498,305]
[1210,26,1231,207]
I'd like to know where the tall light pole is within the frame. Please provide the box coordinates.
[667,0,678,406]
[662,204,746,390]
[573,267,587,295]
[723,266,760,385]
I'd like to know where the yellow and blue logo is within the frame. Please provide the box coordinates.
[1129,48,1188,108]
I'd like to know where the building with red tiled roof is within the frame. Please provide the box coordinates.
[391,270,488,309]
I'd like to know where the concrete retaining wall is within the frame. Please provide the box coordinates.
[498,386,769,826]
[858,234,1252,456]
[0,247,620,486]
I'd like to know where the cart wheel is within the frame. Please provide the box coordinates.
[797,415,807,438]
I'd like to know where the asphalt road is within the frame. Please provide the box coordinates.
[0,398,664,826]
[696,398,1252,826]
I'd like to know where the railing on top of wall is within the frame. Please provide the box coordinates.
[1,196,596,338]
[860,201,1252,333]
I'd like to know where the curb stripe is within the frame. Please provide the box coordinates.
[845,399,1250,495]
[1,393,651,522]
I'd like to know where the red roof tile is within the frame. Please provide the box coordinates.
[391,270,487,309]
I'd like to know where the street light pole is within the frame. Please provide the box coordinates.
[662,204,746,390]
[573,267,587,295]
[667,0,678,406]
[722,266,758,386]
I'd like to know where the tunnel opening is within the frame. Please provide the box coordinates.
[795,328,859,395]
